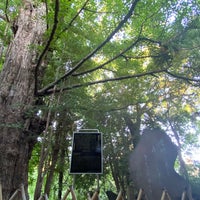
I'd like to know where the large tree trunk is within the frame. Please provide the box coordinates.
[0,3,46,200]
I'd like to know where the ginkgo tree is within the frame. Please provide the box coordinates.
[0,0,199,199]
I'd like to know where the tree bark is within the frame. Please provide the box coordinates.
[58,149,65,200]
[44,144,60,197]
[0,3,46,200]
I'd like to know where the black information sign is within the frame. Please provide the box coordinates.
[70,131,103,174]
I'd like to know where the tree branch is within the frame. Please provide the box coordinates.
[165,70,200,84]
[58,0,90,36]
[5,0,10,22]
[73,38,142,77]
[84,7,118,14]
[38,0,141,95]
[34,0,59,95]
[73,37,161,76]
[121,54,161,60]
[38,68,165,96]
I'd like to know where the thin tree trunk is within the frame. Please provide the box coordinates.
[34,108,52,200]
[44,146,60,196]
[58,149,65,200]
[0,3,46,200]
[58,169,64,200]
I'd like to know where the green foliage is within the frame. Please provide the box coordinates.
[1,0,199,198]
[28,143,41,197]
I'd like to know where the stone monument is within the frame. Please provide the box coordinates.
[129,128,187,199]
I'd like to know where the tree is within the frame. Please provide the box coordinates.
[0,0,199,199]
[0,2,47,199]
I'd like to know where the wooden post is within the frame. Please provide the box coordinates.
[61,184,77,200]
[38,195,44,200]
[9,189,20,200]
[161,190,166,200]
[21,184,27,200]
[91,190,99,200]
[161,189,171,200]
[181,191,187,200]
[116,190,123,200]
[166,192,171,200]
[0,183,2,200]
[90,174,100,200]
[70,186,77,200]
[37,195,43,200]
[137,189,143,200]
[44,194,49,200]
[61,188,70,200]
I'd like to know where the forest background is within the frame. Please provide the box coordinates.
[0,0,200,199]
